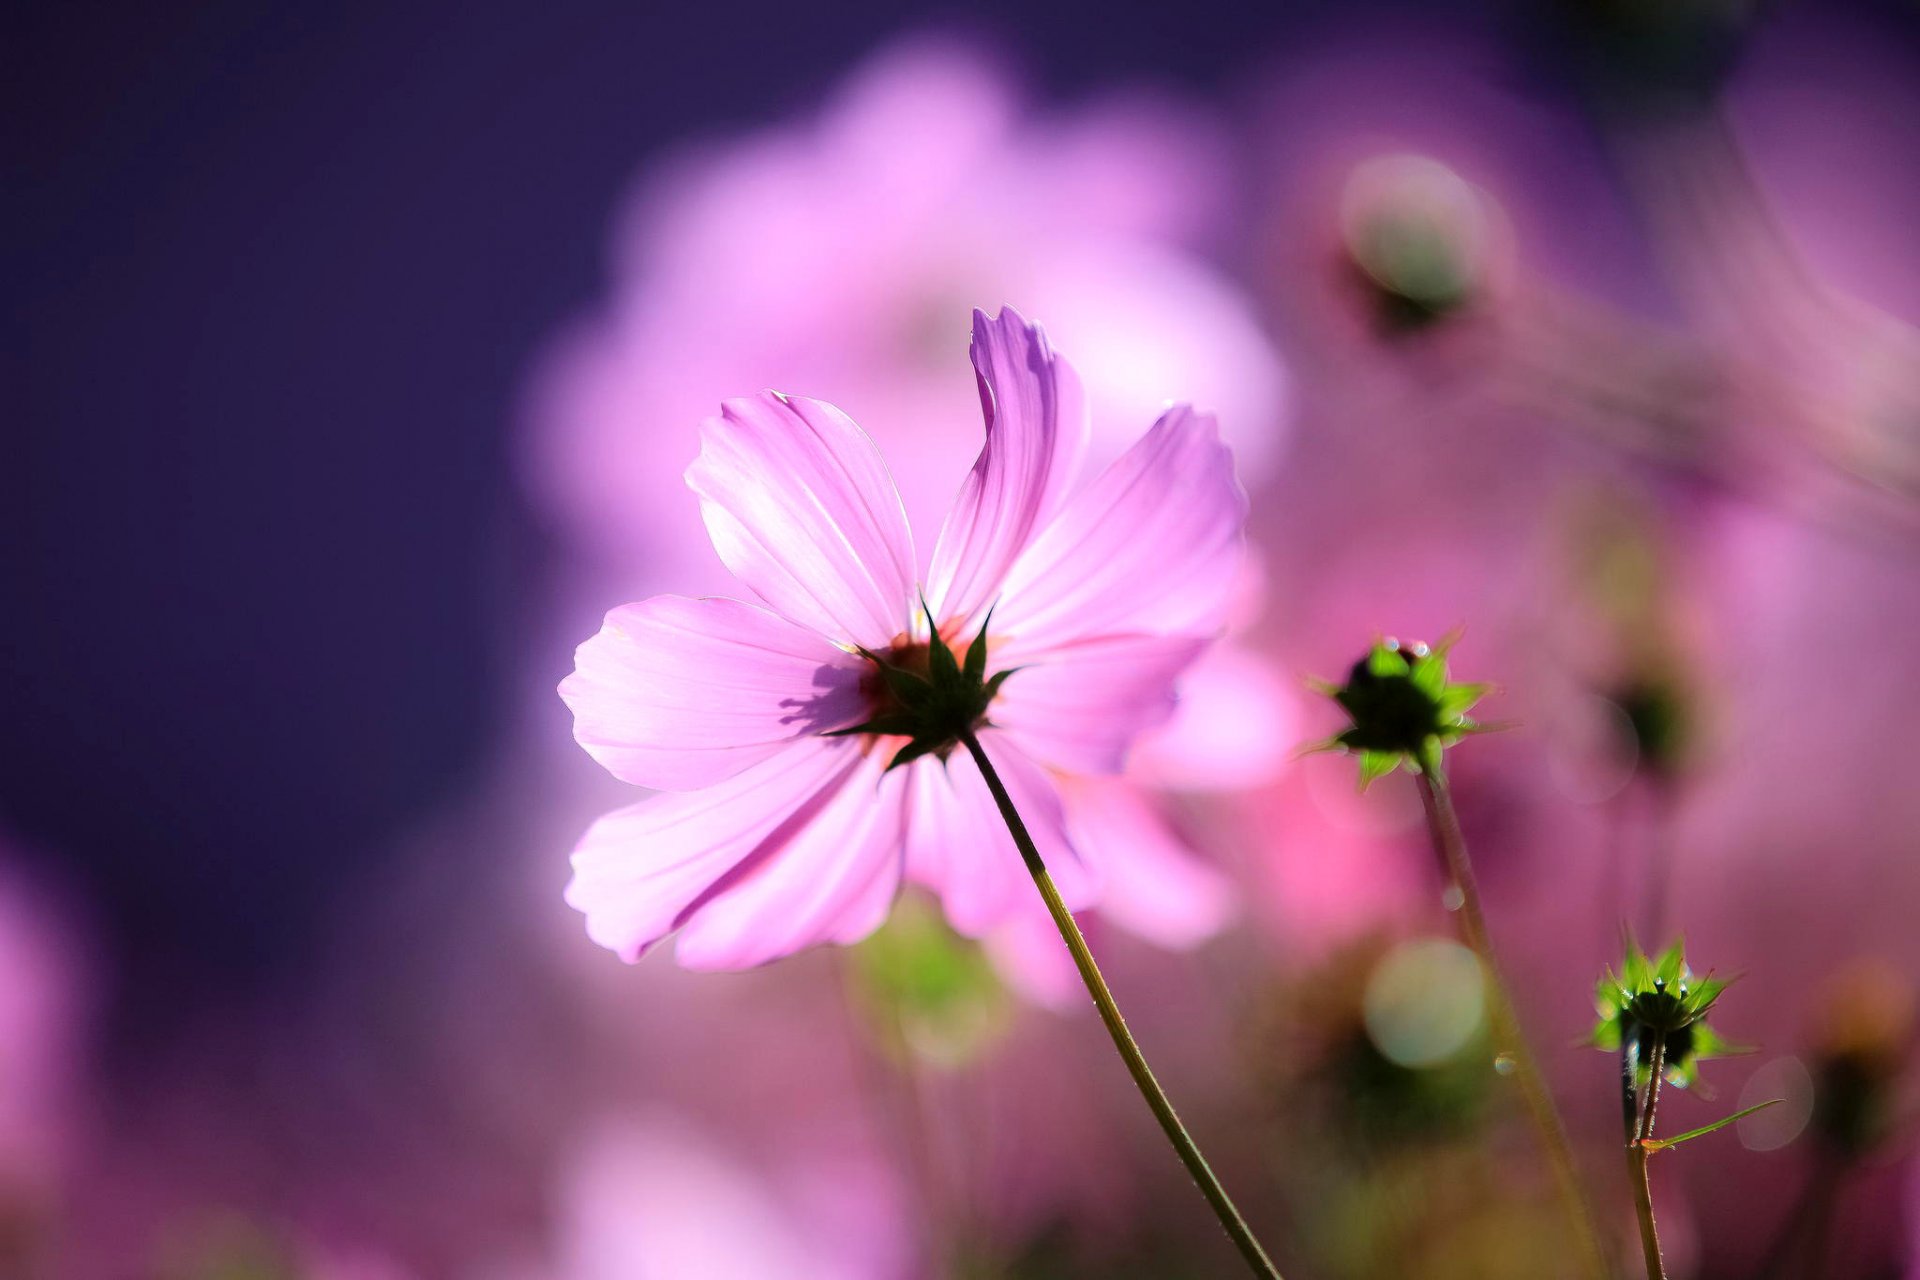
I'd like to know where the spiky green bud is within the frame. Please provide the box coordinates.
[1591,938,1744,1094]
[1311,636,1492,787]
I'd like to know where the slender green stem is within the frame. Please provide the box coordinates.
[959,730,1283,1280]
[1412,755,1611,1280]
[1629,1035,1670,1280]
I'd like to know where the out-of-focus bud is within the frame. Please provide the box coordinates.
[1611,672,1693,784]
[1338,155,1508,332]
[1807,962,1915,1160]
[848,894,1011,1070]
[1250,934,1492,1147]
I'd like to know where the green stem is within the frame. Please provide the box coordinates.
[1412,754,1611,1280]
[959,730,1283,1280]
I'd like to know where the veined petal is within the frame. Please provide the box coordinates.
[988,633,1208,776]
[564,739,861,963]
[995,404,1245,649]
[674,751,909,970]
[1058,777,1233,948]
[561,595,867,791]
[903,731,1096,937]
[687,392,916,650]
[926,308,1089,628]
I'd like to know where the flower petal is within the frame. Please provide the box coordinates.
[982,911,1083,1012]
[561,595,867,791]
[564,739,861,962]
[1059,777,1233,947]
[987,633,1209,776]
[687,392,916,650]
[674,751,909,970]
[1130,641,1299,792]
[903,731,1095,937]
[926,308,1089,629]
[995,404,1245,649]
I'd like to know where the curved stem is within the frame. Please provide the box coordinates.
[959,731,1283,1280]
[1413,756,1612,1280]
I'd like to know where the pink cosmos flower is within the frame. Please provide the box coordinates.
[536,1114,909,1280]
[559,307,1244,968]
[520,37,1285,598]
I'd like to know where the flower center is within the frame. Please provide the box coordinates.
[830,615,1017,771]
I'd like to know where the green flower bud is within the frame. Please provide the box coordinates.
[1590,938,1745,1094]
[1311,636,1492,787]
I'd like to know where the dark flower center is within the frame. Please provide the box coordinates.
[829,615,1016,771]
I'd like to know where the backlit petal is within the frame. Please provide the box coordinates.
[903,731,1095,937]
[996,404,1245,649]
[561,595,866,791]
[1059,777,1234,947]
[988,633,1208,776]
[564,739,861,963]
[687,392,916,649]
[675,750,909,970]
[926,308,1089,628]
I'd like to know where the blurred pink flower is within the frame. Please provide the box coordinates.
[560,308,1244,969]
[520,35,1286,596]
[539,1115,909,1280]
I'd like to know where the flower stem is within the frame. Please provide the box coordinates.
[1412,751,1611,1280]
[1629,1034,1670,1280]
[1628,1142,1667,1280]
[959,731,1283,1280]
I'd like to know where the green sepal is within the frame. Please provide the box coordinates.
[1365,643,1412,679]
[824,711,925,739]
[963,605,995,686]
[1357,749,1402,789]
[885,737,947,772]
[843,603,1020,772]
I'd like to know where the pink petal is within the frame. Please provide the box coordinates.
[996,404,1246,650]
[687,392,916,650]
[988,633,1208,776]
[564,739,861,963]
[674,751,909,970]
[1059,777,1234,948]
[926,308,1089,629]
[982,911,1083,1012]
[903,731,1095,937]
[1131,641,1299,792]
[561,595,867,791]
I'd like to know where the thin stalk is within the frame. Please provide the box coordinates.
[959,730,1283,1280]
[1629,1035,1670,1280]
[1412,753,1611,1280]
[1628,1143,1667,1280]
